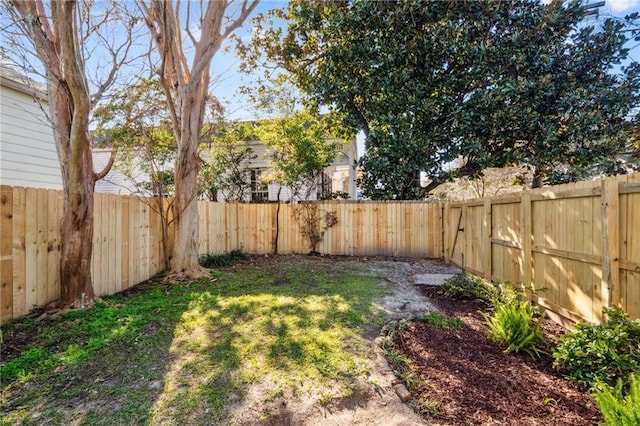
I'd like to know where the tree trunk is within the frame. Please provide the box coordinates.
[48,0,98,307]
[59,185,95,306]
[532,167,544,189]
[50,82,96,307]
[141,0,259,279]
[168,94,209,279]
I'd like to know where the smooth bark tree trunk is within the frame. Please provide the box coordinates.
[47,1,98,307]
[142,0,259,280]
[59,186,95,306]
[170,124,204,275]
[7,0,132,308]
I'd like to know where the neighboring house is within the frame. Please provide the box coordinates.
[94,134,358,202]
[93,148,145,195]
[0,65,63,190]
[216,137,358,203]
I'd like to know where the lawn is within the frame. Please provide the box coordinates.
[1,256,389,425]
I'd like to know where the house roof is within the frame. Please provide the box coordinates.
[0,64,47,100]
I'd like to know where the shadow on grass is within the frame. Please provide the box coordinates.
[1,260,387,425]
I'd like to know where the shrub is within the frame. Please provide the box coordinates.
[441,274,521,305]
[483,300,547,358]
[553,306,640,392]
[199,249,246,268]
[593,373,640,426]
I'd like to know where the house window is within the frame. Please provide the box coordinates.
[250,169,269,202]
[316,172,332,199]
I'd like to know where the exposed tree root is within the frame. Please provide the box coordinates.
[164,265,212,282]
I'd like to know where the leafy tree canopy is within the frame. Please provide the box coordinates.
[247,0,640,199]
[199,121,258,201]
[256,109,340,196]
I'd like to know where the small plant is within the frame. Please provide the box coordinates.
[441,274,521,305]
[553,306,640,392]
[199,249,246,268]
[417,311,463,330]
[414,396,445,417]
[292,202,338,254]
[382,320,421,391]
[483,300,547,358]
[593,373,640,426]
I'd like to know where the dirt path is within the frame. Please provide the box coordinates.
[229,257,461,426]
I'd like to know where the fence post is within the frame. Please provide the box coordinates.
[520,191,532,290]
[1,186,14,322]
[443,201,451,264]
[483,198,492,280]
[601,177,620,313]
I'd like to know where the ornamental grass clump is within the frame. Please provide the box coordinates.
[483,300,547,358]
[441,274,521,305]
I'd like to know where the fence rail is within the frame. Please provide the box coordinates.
[1,173,639,325]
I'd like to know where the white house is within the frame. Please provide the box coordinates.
[94,133,358,202]
[228,138,358,202]
[0,65,63,189]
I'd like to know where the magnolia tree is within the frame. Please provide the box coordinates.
[140,0,259,279]
[2,0,145,307]
[248,0,640,199]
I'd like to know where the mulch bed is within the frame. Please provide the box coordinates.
[391,285,602,425]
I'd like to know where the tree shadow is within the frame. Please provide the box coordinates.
[1,263,386,425]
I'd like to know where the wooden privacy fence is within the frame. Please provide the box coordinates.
[0,188,166,323]
[196,201,442,258]
[2,173,639,324]
[0,188,442,322]
[443,174,640,325]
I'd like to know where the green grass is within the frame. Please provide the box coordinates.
[0,258,388,425]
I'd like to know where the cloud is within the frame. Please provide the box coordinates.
[607,0,640,12]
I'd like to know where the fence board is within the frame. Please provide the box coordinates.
[36,189,48,306]
[46,190,60,302]
[1,186,14,321]
[24,188,38,310]
[11,187,26,318]
[121,197,130,290]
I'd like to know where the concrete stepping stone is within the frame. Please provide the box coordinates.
[414,273,456,286]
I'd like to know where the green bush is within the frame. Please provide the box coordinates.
[483,300,547,358]
[593,373,640,426]
[199,249,246,268]
[441,274,521,305]
[553,306,640,392]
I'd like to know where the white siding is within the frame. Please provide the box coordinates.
[93,149,140,195]
[0,83,63,189]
